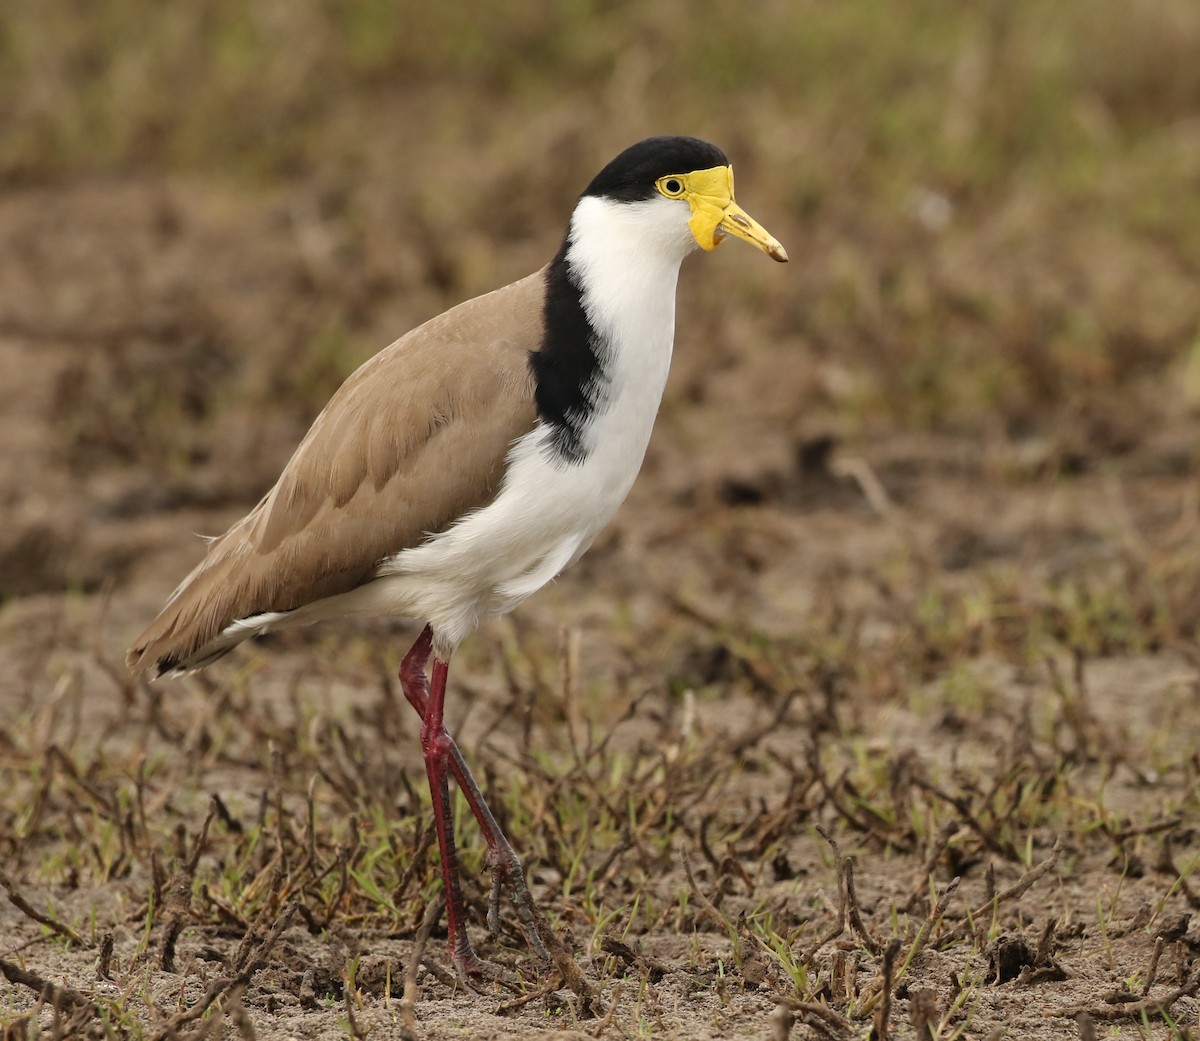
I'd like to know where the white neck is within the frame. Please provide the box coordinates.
[565,195,695,361]
[551,194,694,479]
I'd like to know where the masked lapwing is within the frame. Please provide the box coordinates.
[127,135,787,973]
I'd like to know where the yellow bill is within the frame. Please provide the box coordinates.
[659,165,788,262]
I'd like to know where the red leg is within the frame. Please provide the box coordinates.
[418,655,485,974]
[399,625,434,711]
[400,627,549,968]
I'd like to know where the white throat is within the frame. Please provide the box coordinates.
[567,195,695,339]
[564,195,694,410]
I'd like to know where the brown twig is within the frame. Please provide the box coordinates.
[909,987,939,1041]
[1050,967,1200,1021]
[96,932,115,981]
[0,958,96,1015]
[1141,936,1165,996]
[343,990,367,1041]
[1034,917,1057,966]
[391,820,435,909]
[493,979,565,1016]
[860,878,958,1012]
[681,846,744,962]
[150,900,297,1040]
[830,949,859,1004]
[870,940,901,1041]
[842,853,881,955]
[0,871,84,947]
[1076,1011,1096,1041]
[598,934,671,981]
[226,986,255,1041]
[797,829,848,964]
[524,899,603,1018]
[904,818,959,912]
[399,896,443,1041]
[937,840,1061,947]
[773,996,854,1039]
[1156,834,1200,911]
[161,912,184,973]
[1108,815,1182,844]
[770,1001,795,1041]
[913,777,1017,860]
[418,956,458,991]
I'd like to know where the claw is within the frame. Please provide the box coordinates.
[453,950,525,993]
[484,846,550,960]
[487,858,504,936]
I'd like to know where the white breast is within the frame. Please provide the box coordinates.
[372,195,695,655]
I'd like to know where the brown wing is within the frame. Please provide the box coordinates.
[127,268,547,675]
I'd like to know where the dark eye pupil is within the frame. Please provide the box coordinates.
[665,179,681,194]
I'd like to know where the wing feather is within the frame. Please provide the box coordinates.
[127,268,547,674]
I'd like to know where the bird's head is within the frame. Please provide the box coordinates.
[581,136,788,264]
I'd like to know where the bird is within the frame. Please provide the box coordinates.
[126,135,787,974]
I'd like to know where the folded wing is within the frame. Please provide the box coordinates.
[127,269,547,675]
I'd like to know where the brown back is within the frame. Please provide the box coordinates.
[127,269,547,674]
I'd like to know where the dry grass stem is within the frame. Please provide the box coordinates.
[681,846,744,963]
[399,896,444,1040]
[775,998,854,1040]
[908,987,939,1041]
[1050,968,1200,1021]
[869,939,902,1041]
[938,842,1062,947]
[861,878,959,1012]
[770,1001,795,1041]
[0,872,84,947]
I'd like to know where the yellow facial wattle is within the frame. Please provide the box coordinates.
[656,164,788,262]
[681,165,736,251]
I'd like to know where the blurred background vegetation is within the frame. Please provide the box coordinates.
[2,0,1198,491]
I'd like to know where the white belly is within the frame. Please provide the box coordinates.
[374,356,669,653]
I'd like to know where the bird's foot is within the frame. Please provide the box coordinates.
[450,942,525,992]
[464,854,602,1016]
[486,849,551,962]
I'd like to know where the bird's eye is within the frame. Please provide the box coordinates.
[658,177,685,198]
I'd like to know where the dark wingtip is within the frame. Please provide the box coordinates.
[126,640,178,681]
[155,656,180,679]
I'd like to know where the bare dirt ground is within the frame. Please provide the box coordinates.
[2,5,1200,1037]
